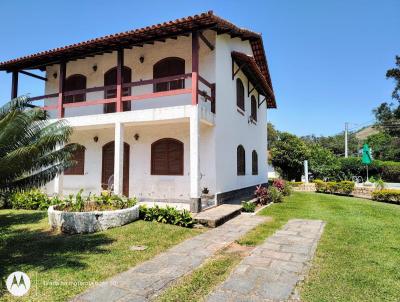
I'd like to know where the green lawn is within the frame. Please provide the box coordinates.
[0,210,201,301]
[157,192,400,302]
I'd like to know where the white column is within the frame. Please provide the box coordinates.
[53,174,64,196]
[190,105,200,199]
[114,122,124,195]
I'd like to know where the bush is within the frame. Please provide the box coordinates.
[289,181,303,187]
[139,205,194,228]
[57,190,137,212]
[254,185,268,204]
[267,187,284,203]
[372,189,400,204]
[272,179,292,196]
[10,189,54,210]
[314,180,355,196]
[242,201,256,212]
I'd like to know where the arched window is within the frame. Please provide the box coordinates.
[151,138,184,175]
[64,74,86,103]
[153,57,185,92]
[64,144,85,175]
[252,150,258,175]
[104,66,132,113]
[251,95,257,122]
[236,78,245,111]
[237,145,245,175]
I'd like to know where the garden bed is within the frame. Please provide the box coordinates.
[48,204,140,234]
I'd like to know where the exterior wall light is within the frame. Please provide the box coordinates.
[92,64,98,72]
[53,72,57,79]
[93,136,99,143]
[139,56,144,64]
[134,133,139,141]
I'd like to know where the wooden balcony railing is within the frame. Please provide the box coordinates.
[30,73,215,117]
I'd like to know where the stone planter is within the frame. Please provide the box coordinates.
[48,204,140,234]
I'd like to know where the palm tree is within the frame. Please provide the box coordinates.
[0,96,79,193]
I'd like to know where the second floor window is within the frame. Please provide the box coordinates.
[64,74,86,103]
[153,57,185,92]
[251,95,257,121]
[104,66,132,113]
[236,78,245,111]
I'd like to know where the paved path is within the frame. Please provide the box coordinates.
[207,219,325,302]
[72,214,268,302]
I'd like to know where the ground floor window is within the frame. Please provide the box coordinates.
[252,150,258,175]
[151,138,184,175]
[237,145,245,175]
[64,144,85,175]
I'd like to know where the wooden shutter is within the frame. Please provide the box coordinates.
[64,144,85,175]
[153,57,185,92]
[151,138,183,175]
[251,95,257,121]
[236,79,244,111]
[64,74,86,104]
[252,150,258,175]
[237,145,245,175]
[104,67,132,113]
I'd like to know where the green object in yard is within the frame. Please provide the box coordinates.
[362,144,373,165]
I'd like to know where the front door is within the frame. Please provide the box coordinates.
[101,141,130,196]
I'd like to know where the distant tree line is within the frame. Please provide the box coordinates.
[269,55,400,181]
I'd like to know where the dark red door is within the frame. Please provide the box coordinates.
[104,67,132,113]
[101,141,130,196]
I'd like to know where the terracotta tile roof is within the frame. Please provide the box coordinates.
[0,11,276,107]
[231,51,275,108]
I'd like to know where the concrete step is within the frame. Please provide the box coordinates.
[193,204,242,228]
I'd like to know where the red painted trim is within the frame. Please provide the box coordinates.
[63,98,116,108]
[42,105,58,110]
[58,62,66,118]
[121,88,191,102]
[198,75,213,89]
[192,32,199,105]
[116,49,123,112]
[123,73,191,88]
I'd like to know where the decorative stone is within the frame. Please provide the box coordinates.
[48,204,140,234]
[129,245,148,251]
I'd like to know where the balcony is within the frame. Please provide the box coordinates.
[30,72,215,122]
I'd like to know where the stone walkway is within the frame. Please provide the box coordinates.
[72,214,268,302]
[207,219,325,302]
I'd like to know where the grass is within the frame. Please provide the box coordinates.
[157,192,400,302]
[0,209,201,301]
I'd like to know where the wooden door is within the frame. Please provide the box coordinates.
[104,67,132,113]
[101,141,130,196]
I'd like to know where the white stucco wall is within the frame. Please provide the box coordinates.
[44,31,270,200]
[44,31,215,118]
[45,121,216,200]
[214,34,268,194]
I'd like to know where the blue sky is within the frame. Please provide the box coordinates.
[0,0,399,136]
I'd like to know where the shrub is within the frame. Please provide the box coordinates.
[10,189,54,210]
[242,201,256,212]
[267,187,284,203]
[272,179,292,196]
[139,205,194,228]
[372,189,400,204]
[254,185,268,205]
[56,190,137,212]
[289,181,303,187]
[314,180,354,196]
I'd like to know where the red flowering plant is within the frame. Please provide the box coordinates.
[273,179,285,192]
[254,185,268,205]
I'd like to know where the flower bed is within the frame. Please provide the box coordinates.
[371,189,400,204]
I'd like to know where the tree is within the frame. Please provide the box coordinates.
[365,132,400,161]
[0,96,79,193]
[386,55,400,101]
[307,143,340,179]
[267,122,278,148]
[270,132,310,181]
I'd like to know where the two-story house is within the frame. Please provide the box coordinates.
[0,11,276,212]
